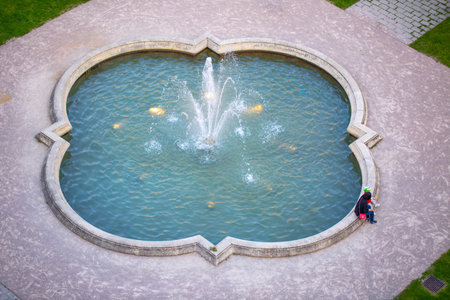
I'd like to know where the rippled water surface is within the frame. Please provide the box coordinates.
[61,52,361,244]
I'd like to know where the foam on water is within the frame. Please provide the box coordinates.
[261,121,284,144]
[234,126,246,138]
[167,114,179,123]
[243,172,258,184]
[144,140,162,154]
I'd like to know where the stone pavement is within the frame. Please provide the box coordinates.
[347,0,449,44]
[0,282,18,300]
[0,0,449,299]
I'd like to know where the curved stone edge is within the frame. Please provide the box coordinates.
[37,35,381,265]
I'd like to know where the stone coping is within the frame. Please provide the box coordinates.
[37,36,381,265]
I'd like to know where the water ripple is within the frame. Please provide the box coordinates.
[62,52,361,244]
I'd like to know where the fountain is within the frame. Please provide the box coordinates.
[60,51,361,243]
[180,56,239,150]
[38,38,381,264]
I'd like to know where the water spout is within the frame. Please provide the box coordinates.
[188,57,239,146]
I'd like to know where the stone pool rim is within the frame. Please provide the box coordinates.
[37,35,381,265]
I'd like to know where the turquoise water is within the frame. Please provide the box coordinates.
[61,52,361,244]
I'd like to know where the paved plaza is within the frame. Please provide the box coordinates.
[0,0,449,299]
[347,0,449,44]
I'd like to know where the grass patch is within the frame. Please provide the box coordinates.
[327,0,359,9]
[0,0,90,45]
[395,249,450,300]
[410,18,450,67]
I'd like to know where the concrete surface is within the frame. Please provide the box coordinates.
[0,0,449,299]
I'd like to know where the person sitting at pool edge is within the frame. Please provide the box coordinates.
[354,192,377,224]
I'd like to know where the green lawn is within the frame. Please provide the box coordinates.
[395,249,450,300]
[410,18,450,68]
[327,0,359,9]
[0,0,89,45]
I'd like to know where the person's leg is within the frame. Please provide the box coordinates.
[367,211,376,223]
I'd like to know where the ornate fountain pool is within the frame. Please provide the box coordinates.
[61,51,360,244]
[39,38,380,264]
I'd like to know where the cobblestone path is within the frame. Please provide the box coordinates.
[347,0,449,44]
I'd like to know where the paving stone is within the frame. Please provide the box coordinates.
[403,22,414,29]
[347,0,449,43]
[429,9,439,16]
[0,283,19,300]
[430,19,440,26]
